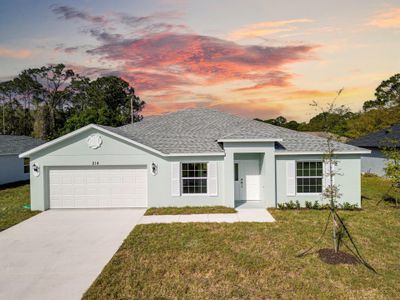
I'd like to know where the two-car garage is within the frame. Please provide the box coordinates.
[49,166,148,209]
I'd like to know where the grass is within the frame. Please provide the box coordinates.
[145,206,237,215]
[84,176,400,299]
[0,182,39,232]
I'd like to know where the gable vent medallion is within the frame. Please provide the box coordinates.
[87,134,103,149]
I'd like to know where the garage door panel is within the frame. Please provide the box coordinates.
[49,167,147,208]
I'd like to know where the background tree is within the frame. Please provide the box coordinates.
[0,64,145,140]
[299,106,355,136]
[256,116,301,130]
[363,73,400,110]
[26,64,75,139]
[382,139,400,207]
[0,80,15,134]
[63,76,145,133]
[13,71,41,135]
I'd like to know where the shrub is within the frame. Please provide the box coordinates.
[312,201,320,210]
[286,200,297,209]
[340,202,359,210]
[277,203,286,209]
[305,201,313,209]
[278,200,301,210]
[363,172,379,177]
[320,203,331,210]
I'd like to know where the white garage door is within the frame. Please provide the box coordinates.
[49,167,147,208]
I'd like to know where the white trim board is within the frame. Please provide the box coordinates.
[275,150,371,155]
[218,138,282,142]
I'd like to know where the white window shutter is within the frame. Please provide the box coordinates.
[171,162,181,196]
[286,161,296,196]
[324,161,335,188]
[207,161,218,196]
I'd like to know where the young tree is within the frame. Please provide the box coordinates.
[298,90,376,272]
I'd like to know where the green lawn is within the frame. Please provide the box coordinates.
[145,206,237,215]
[84,176,400,299]
[0,183,39,232]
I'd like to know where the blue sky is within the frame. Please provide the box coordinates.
[1,0,399,120]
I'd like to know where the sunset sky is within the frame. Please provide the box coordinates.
[1,0,399,121]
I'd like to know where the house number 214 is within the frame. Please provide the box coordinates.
[92,161,99,166]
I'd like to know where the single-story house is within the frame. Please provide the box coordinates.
[20,108,369,211]
[348,124,400,176]
[0,135,44,185]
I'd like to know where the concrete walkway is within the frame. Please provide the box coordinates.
[0,209,145,300]
[138,208,275,224]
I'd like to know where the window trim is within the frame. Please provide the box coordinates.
[295,160,323,195]
[23,158,30,174]
[180,162,208,196]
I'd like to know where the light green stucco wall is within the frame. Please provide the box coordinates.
[275,154,362,207]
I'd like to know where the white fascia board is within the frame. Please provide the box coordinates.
[275,150,371,155]
[166,152,225,157]
[18,124,167,158]
[218,138,282,143]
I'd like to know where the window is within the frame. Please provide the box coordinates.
[23,158,30,174]
[296,161,323,193]
[181,163,208,194]
[234,163,239,181]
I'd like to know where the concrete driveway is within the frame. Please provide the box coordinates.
[0,209,145,300]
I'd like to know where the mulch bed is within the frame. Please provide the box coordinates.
[318,248,359,265]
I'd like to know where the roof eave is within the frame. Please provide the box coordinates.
[218,138,283,143]
[274,150,371,155]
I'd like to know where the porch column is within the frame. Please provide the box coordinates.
[263,148,276,207]
[224,149,235,208]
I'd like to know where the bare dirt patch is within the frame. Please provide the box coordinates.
[318,248,359,265]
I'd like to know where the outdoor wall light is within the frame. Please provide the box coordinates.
[151,162,158,175]
[32,163,40,177]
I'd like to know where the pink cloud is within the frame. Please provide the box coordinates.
[53,6,318,118]
[369,7,400,28]
[88,32,315,92]
[0,47,32,59]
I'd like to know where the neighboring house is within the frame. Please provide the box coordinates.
[0,135,45,185]
[348,124,400,176]
[19,109,369,211]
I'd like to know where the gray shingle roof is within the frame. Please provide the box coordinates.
[101,108,367,155]
[0,135,45,155]
[348,124,400,148]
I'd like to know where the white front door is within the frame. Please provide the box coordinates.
[234,160,260,201]
[49,167,148,208]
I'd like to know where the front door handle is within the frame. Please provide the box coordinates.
[240,178,243,187]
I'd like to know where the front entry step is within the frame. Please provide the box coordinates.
[235,201,264,208]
